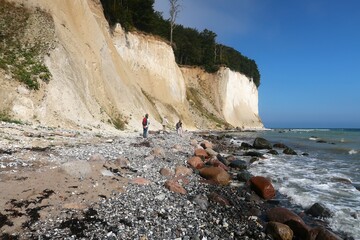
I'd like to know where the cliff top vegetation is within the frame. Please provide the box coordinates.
[100,0,261,87]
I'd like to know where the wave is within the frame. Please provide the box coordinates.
[349,149,358,155]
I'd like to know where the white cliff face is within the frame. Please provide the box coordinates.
[219,68,263,128]
[1,0,263,131]
[113,25,186,105]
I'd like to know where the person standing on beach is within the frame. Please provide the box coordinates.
[176,119,183,136]
[162,116,169,131]
[142,113,149,138]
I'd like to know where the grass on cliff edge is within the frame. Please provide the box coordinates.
[0,0,52,90]
[0,111,22,124]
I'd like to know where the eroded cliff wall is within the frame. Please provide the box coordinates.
[0,0,263,131]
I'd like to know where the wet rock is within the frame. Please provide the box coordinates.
[253,137,272,150]
[305,203,332,218]
[310,227,342,240]
[200,140,213,149]
[229,160,247,170]
[283,147,297,155]
[205,148,218,157]
[273,143,288,149]
[267,149,279,155]
[243,151,264,158]
[237,170,252,182]
[240,142,253,149]
[250,176,276,200]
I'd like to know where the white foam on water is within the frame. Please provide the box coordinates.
[328,208,360,240]
[309,137,318,141]
[349,149,358,155]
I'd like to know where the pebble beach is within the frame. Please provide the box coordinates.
[0,122,346,239]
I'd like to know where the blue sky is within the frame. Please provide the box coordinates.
[154,0,360,128]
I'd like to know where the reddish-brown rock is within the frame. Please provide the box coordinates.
[187,156,204,169]
[175,165,193,176]
[209,158,229,171]
[250,176,276,199]
[194,148,208,158]
[199,167,231,186]
[131,177,151,185]
[267,207,310,239]
[309,227,342,240]
[164,180,187,194]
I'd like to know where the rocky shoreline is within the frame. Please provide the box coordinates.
[0,122,349,239]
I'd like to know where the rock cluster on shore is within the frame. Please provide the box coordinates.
[0,123,348,239]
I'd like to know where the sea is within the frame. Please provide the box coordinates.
[231,128,360,239]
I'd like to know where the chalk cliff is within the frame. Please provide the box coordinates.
[0,0,263,131]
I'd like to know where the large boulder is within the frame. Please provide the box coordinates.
[266,221,293,240]
[267,207,310,239]
[310,227,342,240]
[199,167,231,186]
[250,176,276,200]
[253,137,272,149]
[267,207,305,225]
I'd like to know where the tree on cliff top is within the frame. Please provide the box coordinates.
[169,0,181,47]
[100,0,261,87]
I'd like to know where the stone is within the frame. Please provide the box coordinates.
[229,159,247,170]
[194,148,208,158]
[216,153,229,166]
[243,151,264,158]
[240,142,253,149]
[273,143,288,149]
[200,140,213,149]
[199,167,231,186]
[253,137,272,149]
[267,207,310,239]
[310,227,342,240]
[187,156,204,169]
[267,207,305,225]
[208,192,230,206]
[237,170,252,182]
[305,203,332,218]
[205,148,218,156]
[151,147,165,157]
[267,149,279,155]
[208,158,229,171]
[89,153,106,162]
[159,167,173,177]
[114,156,130,168]
[192,194,209,210]
[131,177,151,185]
[266,221,293,240]
[250,176,276,200]
[164,180,187,194]
[283,147,297,155]
[175,165,192,176]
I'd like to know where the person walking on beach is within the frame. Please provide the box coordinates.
[142,113,149,138]
[176,119,183,136]
[162,116,169,131]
